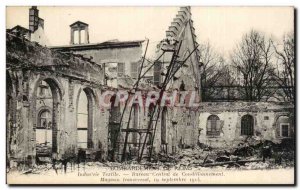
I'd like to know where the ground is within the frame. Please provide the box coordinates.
[7,139,294,177]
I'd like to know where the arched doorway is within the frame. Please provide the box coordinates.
[241,114,254,136]
[35,78,61,155]
[76,88,94,149]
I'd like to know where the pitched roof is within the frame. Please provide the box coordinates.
[70,21,89,27]
[10,25,30,33]
[50,40,144,51]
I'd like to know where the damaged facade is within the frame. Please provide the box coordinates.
[6,6,295,168]
[6,6,201,166]
[198,102,294,148]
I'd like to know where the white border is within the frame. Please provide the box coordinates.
[0,0,298,189]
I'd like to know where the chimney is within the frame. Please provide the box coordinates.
[29,6,39,32]
[70,21,90,45]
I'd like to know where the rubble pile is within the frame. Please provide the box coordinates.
[170,139,295,169]
[8,138,294,176]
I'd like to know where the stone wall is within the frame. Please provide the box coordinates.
[6,33,200,166]
[198,102,294,148]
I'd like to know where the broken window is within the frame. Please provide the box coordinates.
[241,114,254,136]
[206,115,220,136]
[117,62,125,77]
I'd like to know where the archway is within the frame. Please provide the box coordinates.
[35,78,62,155]
[76,88,94,149]
[241,114,254,136]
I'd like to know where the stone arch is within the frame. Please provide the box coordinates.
[32,76,64,102]
[33,77,63,154]
[75,87,96,149]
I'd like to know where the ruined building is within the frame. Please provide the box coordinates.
[6,6,201,166]
[6,6,294,167]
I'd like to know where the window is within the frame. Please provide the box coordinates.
[131,62,140,78]
[207,115,220,136]
[280,123,290,137]
[77,89,94,149]
[77,91,88,149]
[241,115,254,136]
[80,30,86,44]
[74,30,79,44]
[264,116,269,120]
[117,63,125,77]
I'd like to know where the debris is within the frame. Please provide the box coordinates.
[233,145,254,157]
[215,156,230,162]
[202,159,262,167]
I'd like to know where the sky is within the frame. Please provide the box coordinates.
[6,6,294,57]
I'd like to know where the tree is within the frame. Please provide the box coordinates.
[200,42,234,87]
[272,33,295,102]
[199,42,237,101]
[231,30,274,101]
